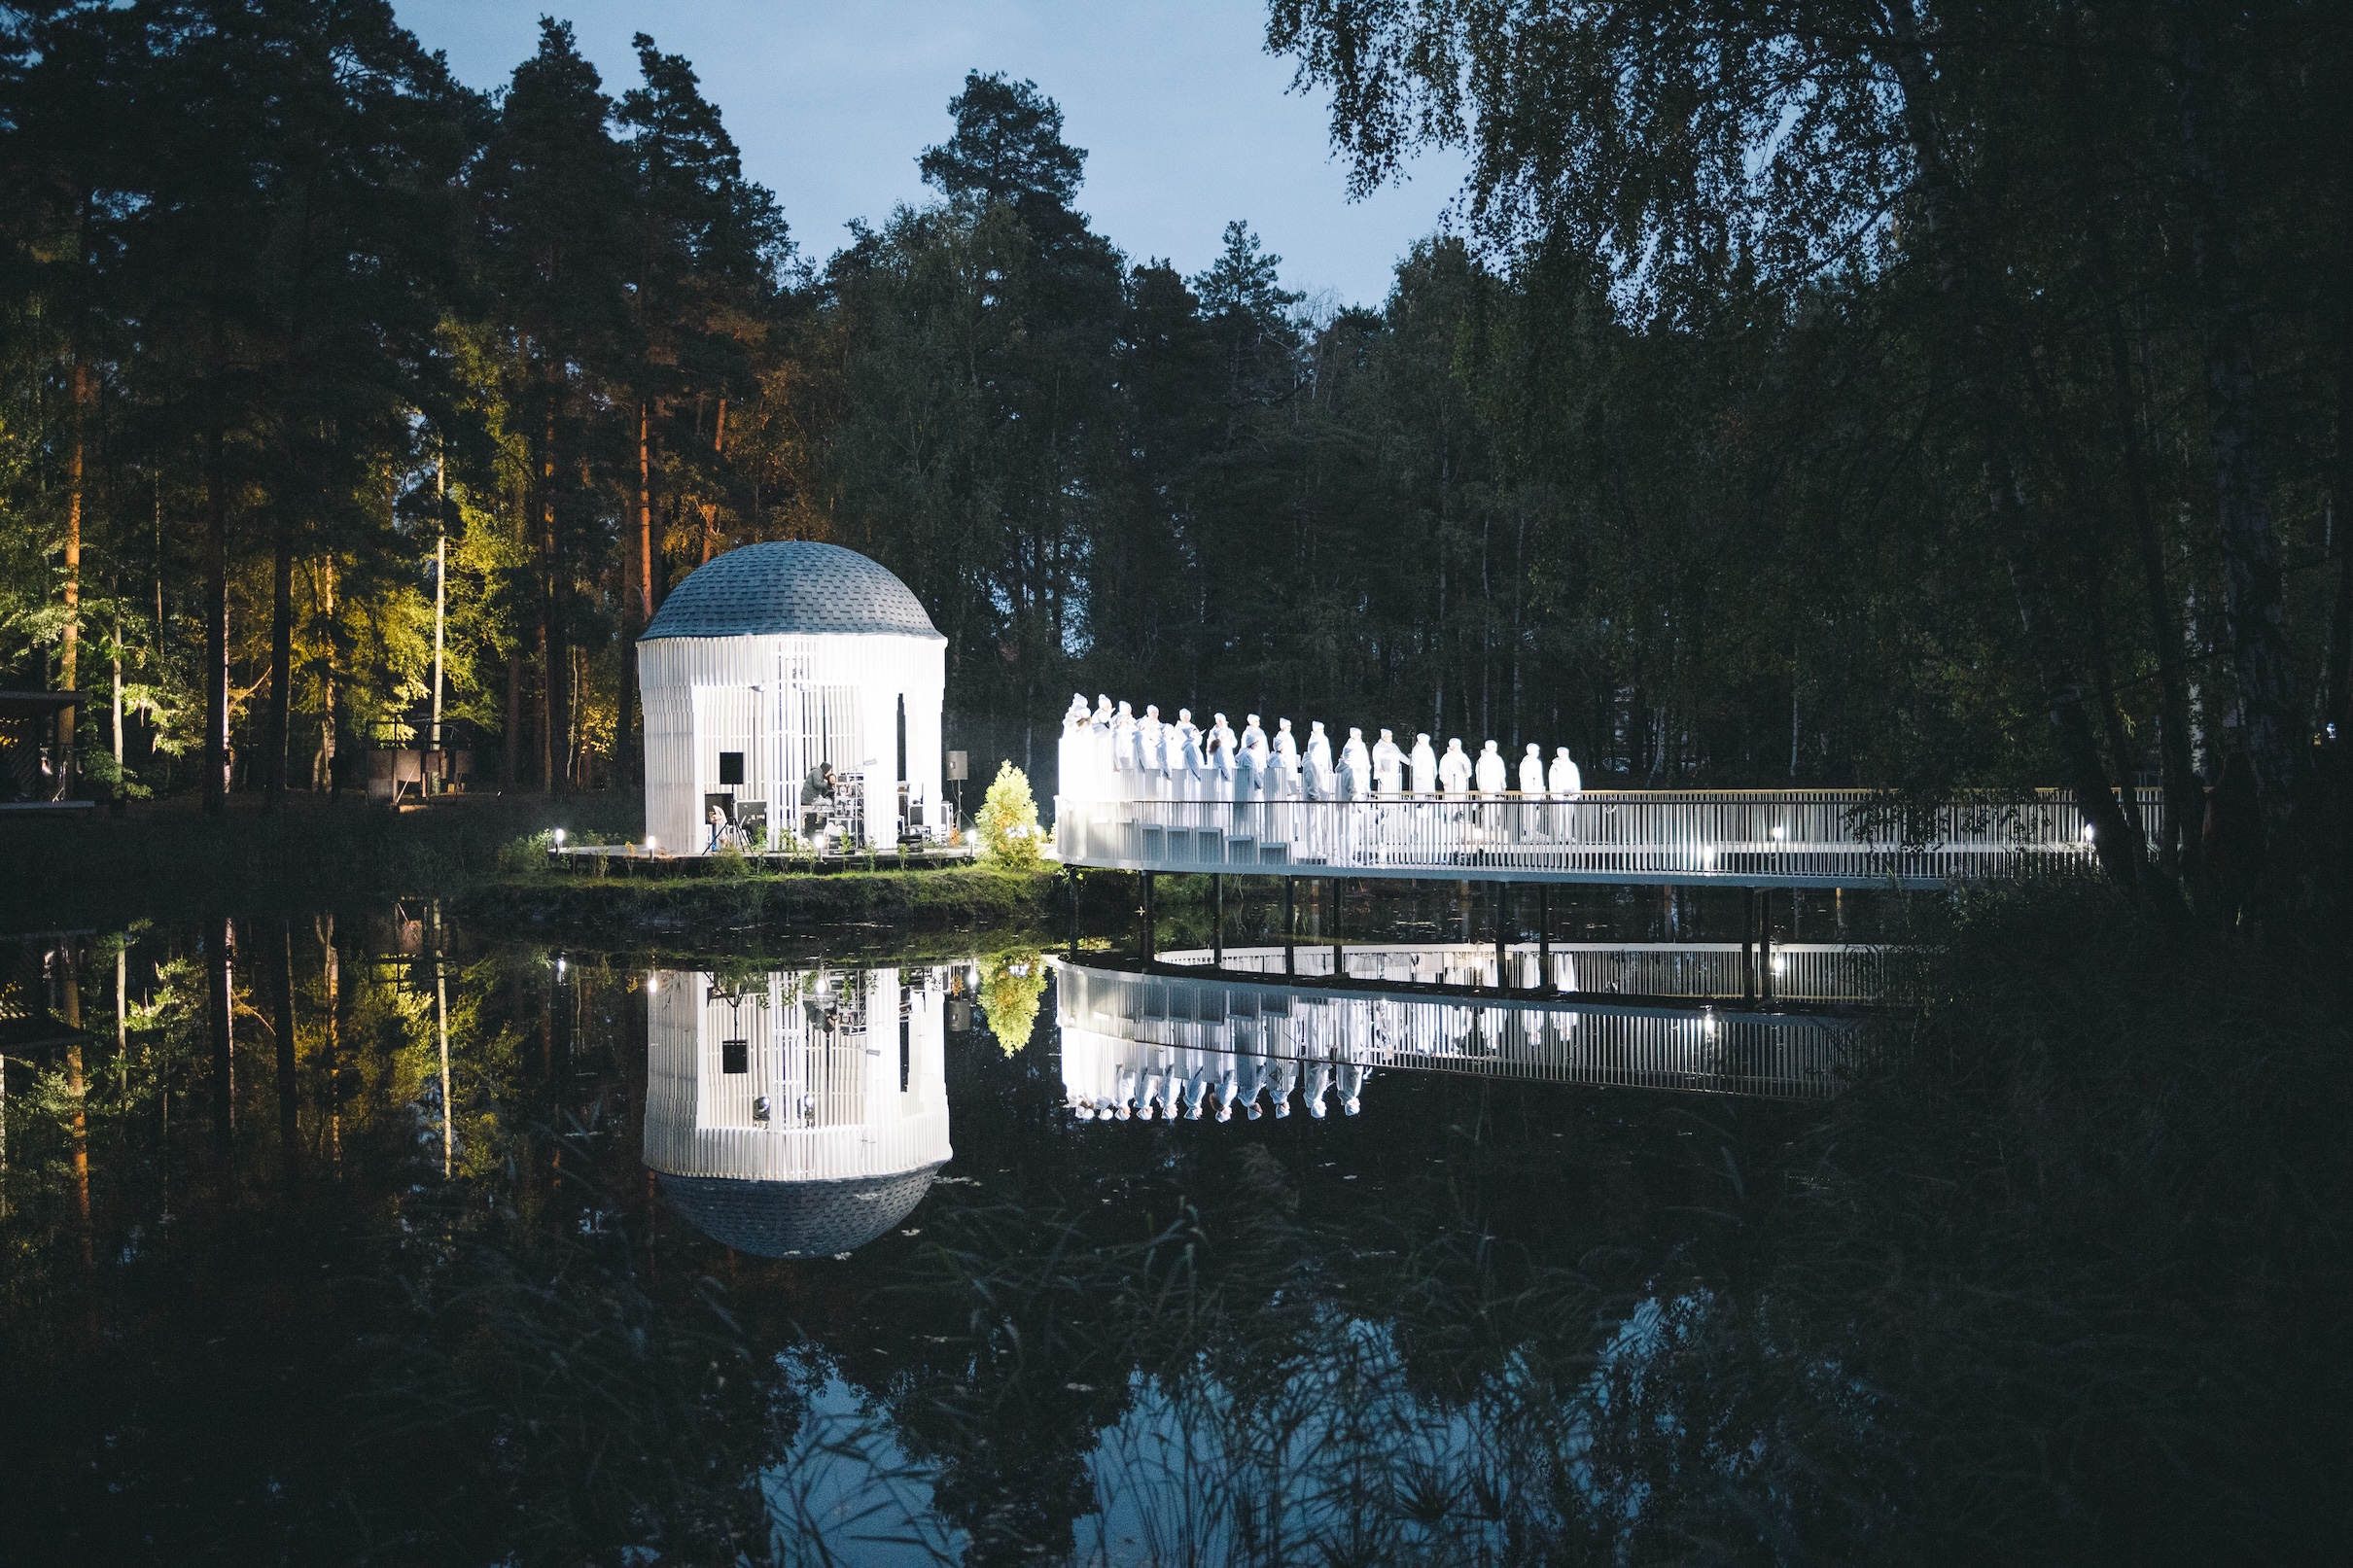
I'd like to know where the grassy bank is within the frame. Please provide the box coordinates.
[4,790,640,925]
[462,860,1065,944]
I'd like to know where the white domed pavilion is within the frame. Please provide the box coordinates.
[637,541,947,854]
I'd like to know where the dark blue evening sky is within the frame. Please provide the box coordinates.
[391,0,1469,308]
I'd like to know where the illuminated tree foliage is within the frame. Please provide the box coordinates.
[4,2,2349,915]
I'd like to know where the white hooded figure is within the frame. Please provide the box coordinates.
[1174,708,1201,765]
[1475,741,1508,794]
[1372,729,1405,793]
[1275,716,1299,771]
[1215,1054,1241,1121]
[1139,706,1166,797]
[1210,712,1237,758]
[1340,727,1371,799]
[1411,733,1440,793]
[1059,693,1091,803]
[1091,695,1116,797]
[1548,747,1582,795]
[1111,702,1138,796]
[1520,743,1546,795]
[1234,739,1263,803]
[1241,714,1267,755]
[1269,1055,1298,1119]
[1337,1058,1366,1116]
[1439,738,1473,795]
[1207,721,1236,807]
[1548,746,1582,840]
[1178,719,1209,802]
[1305,1060,1335,1119]
[1305,721,1336,799]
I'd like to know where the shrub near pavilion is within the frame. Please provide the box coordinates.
[974,762,1041,870]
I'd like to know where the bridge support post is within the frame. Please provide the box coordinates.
[1283,877,1296,976]
[1212,873,1224,966]
[1141,871,1156,963]
[1741,889,1756,1003]
[1495,882,1510,991]
[1538,885,1552,993]
[1330,878,1344,980]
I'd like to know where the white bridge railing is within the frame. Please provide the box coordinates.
[1056,959,1871,1105]
[1053,788,2162,888]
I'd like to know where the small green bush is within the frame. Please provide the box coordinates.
[974,762,1041,869]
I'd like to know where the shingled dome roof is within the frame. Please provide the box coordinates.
[656,1166,944,1258]
[640,541,943,642]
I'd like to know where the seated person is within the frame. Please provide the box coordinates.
[800,760,836,838]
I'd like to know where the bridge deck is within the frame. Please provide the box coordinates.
[1053,787,2160,889]
[1055,949,1879,1108]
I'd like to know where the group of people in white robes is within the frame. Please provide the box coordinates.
[1066,1028,1372,1123]
[1055,692,1584,807]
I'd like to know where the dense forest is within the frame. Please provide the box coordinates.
[3,0,2349,916]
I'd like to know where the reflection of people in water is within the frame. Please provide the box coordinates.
[1305,1058,1333,1119]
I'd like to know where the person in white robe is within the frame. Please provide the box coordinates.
[1475,740,1508,794]
[1548,746,1582,839]
[1372,729,1405,792]
[1059,694,1089,805]
[1179,721,1209,803]
[1411,733,1439,793]
[1336,1056,1367,1116]
[1269,1054,1298,1118]
[1305,1059,1334,1119]
[1241,714,1267,755]
[1306,721,1335,796]
[1520,743,1546,794]
[1140,706,1166,800]
[1274,717,1299,772]
[1174,708,1201,765]
[1438,738,1473,794]
[1210,712,1237,758]
[1340,727,1371,797]
[1090,695,1115,799]
[1112,702,1138,799]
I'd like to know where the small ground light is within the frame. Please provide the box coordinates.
[2082,822,2096,842]
[552,827,565,847]
[556,957,566,976]
[1771,824,1786,840]
[646,973,659,993]
[645,835,657,853]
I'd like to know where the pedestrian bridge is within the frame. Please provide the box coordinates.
[1052,788,2160,889]
[1055,944,1885,1113]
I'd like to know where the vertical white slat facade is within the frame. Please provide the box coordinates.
[644,965,953,1183]
[638,630,944,854]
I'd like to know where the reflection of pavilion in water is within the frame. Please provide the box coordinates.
[1057,944,1881,1119]
[645,964,957,1257]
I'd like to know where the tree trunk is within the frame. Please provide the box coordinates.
[541,388,564,795]
[59,359,88,776]
[265,518,293,805]
[275,918,298,1178]
[1879,0,2139,891]
[2174,0,2309,916]
[204,406,229,816]
[618,400,651,795]
[2113,319,2202,888]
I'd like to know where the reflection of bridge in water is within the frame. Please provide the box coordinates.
[1055,788,2163,888]
[1055,943,1886,1115]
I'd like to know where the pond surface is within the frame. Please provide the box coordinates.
[0,890,1892,1565]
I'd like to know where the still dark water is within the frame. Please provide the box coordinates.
[0,891,1881,1566]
